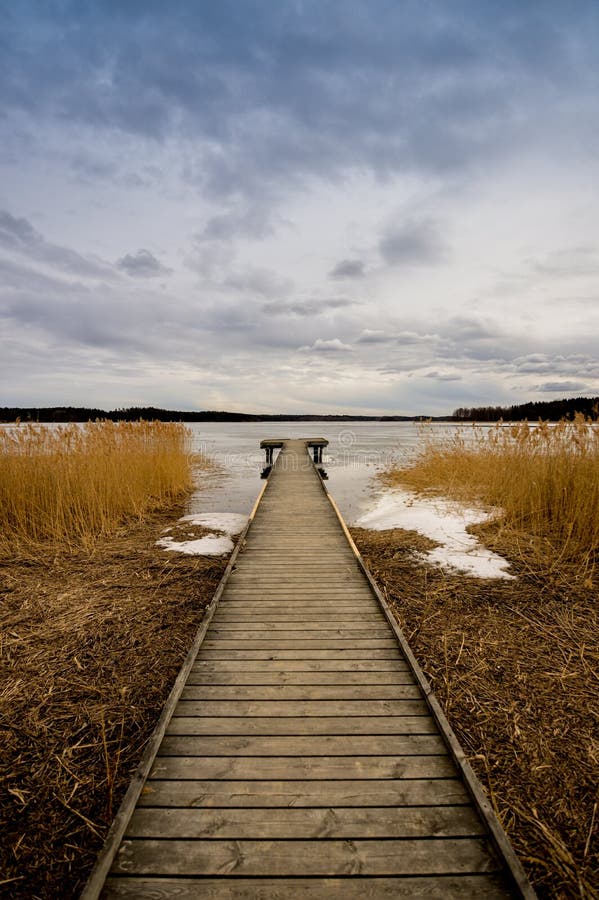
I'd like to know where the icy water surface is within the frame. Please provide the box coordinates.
[183,422,513,577]
[187,420,445,522]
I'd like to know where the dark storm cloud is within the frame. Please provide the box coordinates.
[116,249,172,278]
[329,259,366,280]
[4,1,598,213]
[0,210,116,279]
[379,219,447,267]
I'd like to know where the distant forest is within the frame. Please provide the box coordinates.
[0,406,416,424]
[452,396,599,422]
[1,396,598,423]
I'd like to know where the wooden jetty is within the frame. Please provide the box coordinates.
[83,438,535,899]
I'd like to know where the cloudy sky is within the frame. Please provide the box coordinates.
[2,1,599,415]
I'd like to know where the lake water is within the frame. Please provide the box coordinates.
[187,421,460,524]
[184,421,515,578]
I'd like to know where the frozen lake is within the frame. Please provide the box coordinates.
[187,420,454,523]
[186,421,513,578]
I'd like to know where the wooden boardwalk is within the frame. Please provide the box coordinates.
[84,439,534,899]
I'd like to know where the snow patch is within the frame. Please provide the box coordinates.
[356,489,514,579]
[178,513,248,533]
[158,534,235,556]
[157,512,248,556]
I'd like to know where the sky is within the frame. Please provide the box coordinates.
[1,0,599,416]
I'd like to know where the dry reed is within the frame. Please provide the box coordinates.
[0,421,194,551]
[385,416,599,563]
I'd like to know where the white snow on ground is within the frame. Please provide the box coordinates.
[179,513,248,533]
[157,512,248,556]
[356,489,514,579]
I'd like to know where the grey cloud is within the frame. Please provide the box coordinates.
[530,247,599,279]
[379,219,447,266]
[537,381,589,392]
[443,316,498,341]
[514,353,552,372]
[357,328,436,345]
[4,1,594,214]
[357,329,393,343]
[0,210,38,248]
[423,371,462,382]
[397,330,437,344]
[329,259,366,280]
[264,298,353,317]
[200,204,280,243]
[116,249,172,278]
[299,338,353,352]
[0,210,116,279]
[514,353,599,379]
[223,267,293,300]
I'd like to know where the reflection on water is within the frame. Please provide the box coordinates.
[187,421,467,525]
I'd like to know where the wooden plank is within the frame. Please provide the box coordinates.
[195,650,403,660]
[150,755,456,781]
[158,734,447,757]
[103,875,513,899]
[200,639,400,650]
[222,589,375,596]
[127,805,484,839]
[191,660,410,672]
[207,627,392,637]
[111,837,498,877]
[172,700,428,717]
[211,616,387,625]
[166,717,437,736]
[186,671,416,685]
[179,685,421,700]
[138,778,468,808]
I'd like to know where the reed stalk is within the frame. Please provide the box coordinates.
[385,415,599,560]
[0,421,195,550]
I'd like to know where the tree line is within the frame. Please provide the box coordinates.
[0,406,415,423]
[453,396,599,422]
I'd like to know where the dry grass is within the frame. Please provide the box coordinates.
[386,416,599,566]
[0,421,195,551]
[0,506,228,899]
[352,526,599,899]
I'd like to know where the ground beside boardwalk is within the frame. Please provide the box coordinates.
[0,505,227,899]
[352,525,599,900]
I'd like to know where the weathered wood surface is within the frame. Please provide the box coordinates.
[103,875,513,899]
[90,438,532,899]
